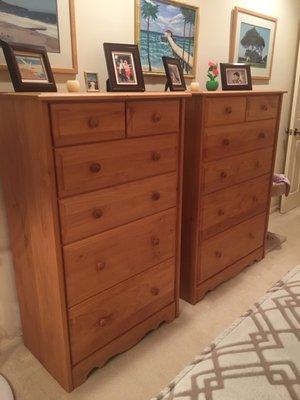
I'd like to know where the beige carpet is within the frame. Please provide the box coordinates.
[0,207,300,400]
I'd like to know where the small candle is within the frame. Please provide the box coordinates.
[67,80,80,92]
[190,82,200,92]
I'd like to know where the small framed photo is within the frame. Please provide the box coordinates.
[0,40,57,92]
[162,57,186,91]
[220,63,252,91]
[103,43,145,92]
[84,72,100,92]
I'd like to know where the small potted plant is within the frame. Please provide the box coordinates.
[206,61,219,91]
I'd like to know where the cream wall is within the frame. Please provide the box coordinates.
[0,0,299,347]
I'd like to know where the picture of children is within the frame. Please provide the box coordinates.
[112,52,137,85]
[226,68,248,85]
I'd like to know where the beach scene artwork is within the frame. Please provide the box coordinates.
[0,0,59,53]
[238,22,270,69]
[137,0,197,76]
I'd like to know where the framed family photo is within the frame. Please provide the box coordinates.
[135,0,199,77]
[230,7,277,80]
[1,40,56,92]
[103,43,145,92]
[0,0,77,74]
[162,56,186,91]
[84,72,100,92]
[220,63,252,91]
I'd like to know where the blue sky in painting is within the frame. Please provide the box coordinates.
[4,0,57,14]
[238,22,271,59]
[141,0,195,37]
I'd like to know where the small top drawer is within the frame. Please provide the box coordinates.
[55,134,178,197]
[204,97,246,127]
[50,102,125,146]
[246,96,279,121]
[127,100,180,137]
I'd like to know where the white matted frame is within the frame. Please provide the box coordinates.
[0,0,77,75]
[230,7,277,80]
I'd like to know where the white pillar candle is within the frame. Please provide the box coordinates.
[67,80,80,92]
[190,82,200,92]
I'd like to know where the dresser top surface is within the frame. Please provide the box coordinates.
[191,90,287,97]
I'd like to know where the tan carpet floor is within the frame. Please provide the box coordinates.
[1,207,300,400]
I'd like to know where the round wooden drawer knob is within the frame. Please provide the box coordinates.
[152,151,161,161]
[151,236,160,246]
[88,117,100,129]
[255,161,261,168]
[96,261,106,271]
[152,113,161,123]
[151,287,160,296]
[258,132,266,139]
[252,195,258,203]
[98,318,108,328]
[261,105,268,111]
[215,251,222,258]
[93,209,103,219]
[218,209,225,216]
[223,138,230,146]
[225,107,232,114]
[152,191,161,201]
[249,233,255,239]
[90,162,102,173]
[220,171,227,179]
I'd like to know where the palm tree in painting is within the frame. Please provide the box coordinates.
[186,9,195,67]
[142,0,159,72]
[180,7,190,61]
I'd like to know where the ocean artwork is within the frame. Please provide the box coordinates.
[238,22,270,69]
[0,0,59,53]
[137,0,198,76]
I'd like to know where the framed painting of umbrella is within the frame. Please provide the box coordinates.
[230,7,277,80]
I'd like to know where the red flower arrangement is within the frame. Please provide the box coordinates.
[207,61,219,81]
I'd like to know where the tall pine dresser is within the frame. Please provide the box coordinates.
[181,91,285,304]
[0,92,188,391]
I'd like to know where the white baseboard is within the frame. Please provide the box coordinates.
[0,335,22,352]
[270,204,280,214]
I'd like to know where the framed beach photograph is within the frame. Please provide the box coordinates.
[0,0,77,74]
[103,43,145,92]
[84,72,100,91]
[135,0,199,77]
[220,63,252,91]
[162,56,186,91]
[230,7,277,80]
[1,40,57,92]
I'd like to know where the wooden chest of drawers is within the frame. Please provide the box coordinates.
[0,92,188,391]
[181,91,285,304]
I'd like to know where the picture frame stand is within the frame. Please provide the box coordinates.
[164,81,171,92]
[106,79,113,92]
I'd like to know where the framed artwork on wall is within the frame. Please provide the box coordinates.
[0,0,77,74]
[230,7,277,80]
[220,63,252,91]
[135,0,199,77]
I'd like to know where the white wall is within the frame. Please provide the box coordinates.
[0,0,299,346]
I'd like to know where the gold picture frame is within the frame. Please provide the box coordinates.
[230,7,277,80]
[0,0,77,75]
[135,0,199,78]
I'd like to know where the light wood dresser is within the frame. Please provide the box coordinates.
[0,92,188,391]
[181,91,285,304]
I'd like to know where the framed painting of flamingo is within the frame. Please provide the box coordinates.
[135,0,199,77]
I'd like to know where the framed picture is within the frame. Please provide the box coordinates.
[162,56,186,91]
[1,40,57,92]
[103,43,145,92]
[84,72,100,92]
[230,7,277,80]
[220,63,252,91]
[0,0,77,74]
[135,0,199,77]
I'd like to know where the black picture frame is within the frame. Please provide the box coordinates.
[103,43,145,92]
[0,40,57,92]
[220,63,252,91]
[162,56,186,91]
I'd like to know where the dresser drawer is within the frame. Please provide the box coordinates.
[64,209,176,306]
[201,175,270,239]
[202,147,273,194]
[127,100,180,137]
[204,97,246,127]
[198,213,266,283]
[55,134,177,197]
[203,119,277,161]
[69,259,175,364]
[246,96,279,121]
[59,173,177,244]
[50,102,125,146]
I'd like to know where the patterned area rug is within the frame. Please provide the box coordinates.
[152,266,300,400]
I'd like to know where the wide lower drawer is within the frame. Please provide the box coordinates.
[69,259,175,364]
[198,213,266,283]
[59,172,177,244]
[127,100,180,137]
[50,102,125,146]
[246,96,279,121]
[55,134,177,197]
[64,209,176,306]
[201,175,270,239]
[203,119,277,161]
[202,147,273,194]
